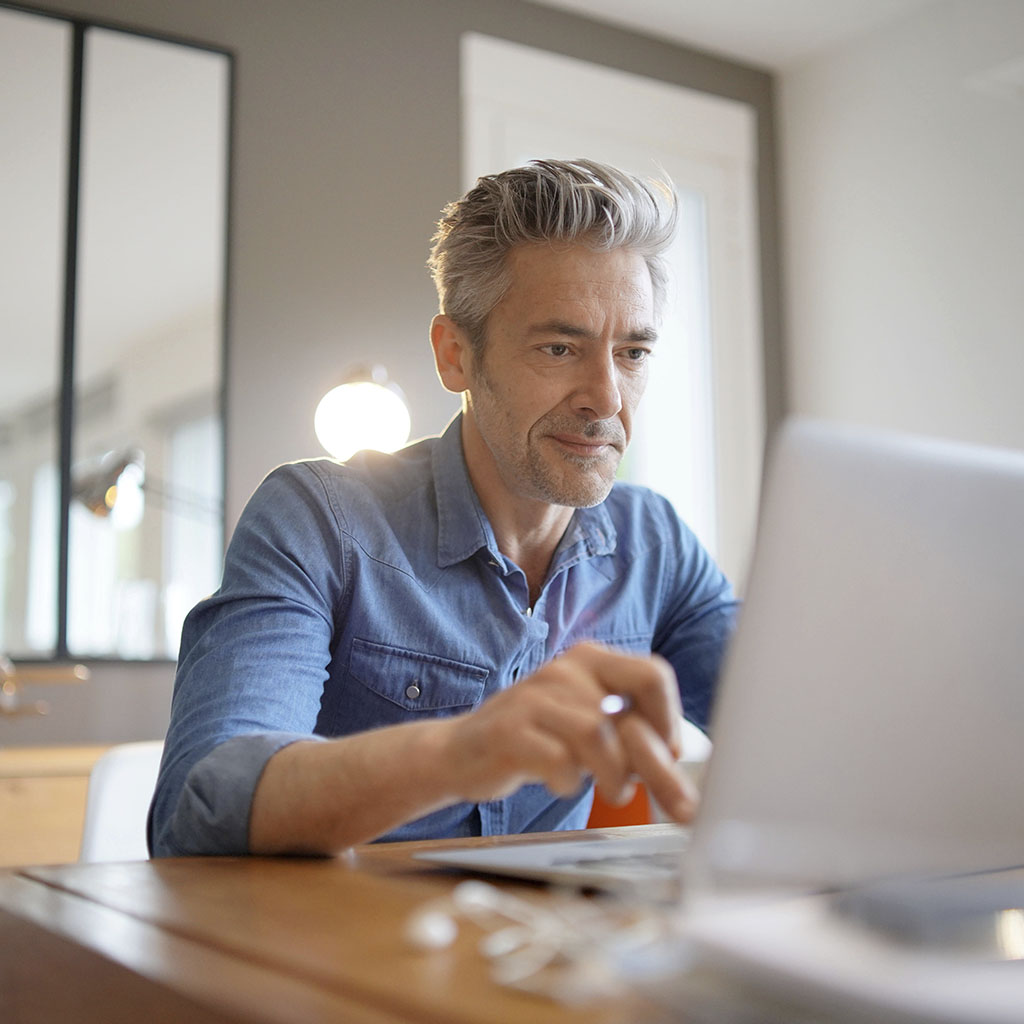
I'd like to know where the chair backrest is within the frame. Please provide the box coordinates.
[79,740,163,862]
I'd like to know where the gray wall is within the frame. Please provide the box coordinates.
[4,0,779,746]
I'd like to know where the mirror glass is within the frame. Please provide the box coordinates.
[68,28,228,658]
[0,7,70,656]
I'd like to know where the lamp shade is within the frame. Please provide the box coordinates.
[314,368,411,462]
[71,448,145,530]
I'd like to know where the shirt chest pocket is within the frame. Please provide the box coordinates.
[553,632,654,659]
[348,637,489,716]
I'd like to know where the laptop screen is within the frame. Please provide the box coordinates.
[686,419,1024,895]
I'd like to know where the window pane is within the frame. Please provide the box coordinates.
[68,28,228,658]
[26,464,60,652]
[164,413,223,655]
[627,187,718,555]
[0,9,69,657]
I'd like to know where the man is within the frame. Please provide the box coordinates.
[149,159,737,857]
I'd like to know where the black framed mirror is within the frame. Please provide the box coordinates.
[0,3,231,662]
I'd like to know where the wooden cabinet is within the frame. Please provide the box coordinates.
[0,746,109,867]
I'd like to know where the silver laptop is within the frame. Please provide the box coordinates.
[416,418,1024,899]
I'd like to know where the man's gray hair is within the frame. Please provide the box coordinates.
[428,159,677,351]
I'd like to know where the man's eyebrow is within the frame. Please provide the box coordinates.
[528,319,658,343]
[625,325,659,344]
[528,319,593,339]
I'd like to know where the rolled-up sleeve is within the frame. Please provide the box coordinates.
[149,463,346,857]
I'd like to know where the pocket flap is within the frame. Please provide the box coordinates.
[349,637,489,711]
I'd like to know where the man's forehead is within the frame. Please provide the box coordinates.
[526,317,658,344]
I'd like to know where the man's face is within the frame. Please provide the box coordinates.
[462,242,656,511]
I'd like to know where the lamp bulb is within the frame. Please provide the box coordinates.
[314,380,411,461]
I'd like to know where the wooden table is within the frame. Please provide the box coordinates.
[0,825,690,1024]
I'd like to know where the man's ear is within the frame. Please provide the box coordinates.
[430,315,472,394]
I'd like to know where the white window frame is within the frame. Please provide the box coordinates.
[462,34,764,588]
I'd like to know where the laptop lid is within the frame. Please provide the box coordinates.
[686,418,1024,895]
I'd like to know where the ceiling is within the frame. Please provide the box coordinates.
[526,0,942,70]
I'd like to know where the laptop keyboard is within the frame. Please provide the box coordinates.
[551,845,689,883]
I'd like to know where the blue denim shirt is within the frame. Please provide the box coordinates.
[149,416,737,856]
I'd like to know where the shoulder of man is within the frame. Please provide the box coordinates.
[603,480,712,558]
[604,479,679,527]
[258,435,439,501]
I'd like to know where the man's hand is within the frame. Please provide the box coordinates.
[251,643,697,856]
[437,642,699,822]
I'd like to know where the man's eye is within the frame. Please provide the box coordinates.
[546,343,571,357]
[624,348,650,363]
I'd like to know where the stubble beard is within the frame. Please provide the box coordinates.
[524,416,623,508]
[473,364,625,510]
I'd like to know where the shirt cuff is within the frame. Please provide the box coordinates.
[163,732,320,856]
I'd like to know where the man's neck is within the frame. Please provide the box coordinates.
[490,505,574,607]
[459,419,574,605]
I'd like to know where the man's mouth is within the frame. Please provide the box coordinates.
[550,434,621,458]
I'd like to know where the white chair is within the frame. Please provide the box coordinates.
[79,740,164,862]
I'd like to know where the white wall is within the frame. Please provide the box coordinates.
[779,0,1024,451]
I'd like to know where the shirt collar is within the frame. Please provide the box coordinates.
[551,502,617,569]
[433,414,500,567]
[432,412,618,569]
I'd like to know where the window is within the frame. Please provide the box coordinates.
[462,35,764,587]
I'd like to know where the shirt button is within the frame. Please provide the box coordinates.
[406,683,421,700]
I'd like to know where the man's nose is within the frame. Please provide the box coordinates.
[571,352,622,420]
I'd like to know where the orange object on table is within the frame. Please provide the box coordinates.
[586,782,652,827]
